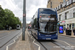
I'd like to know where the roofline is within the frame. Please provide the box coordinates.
[38,8,56,11]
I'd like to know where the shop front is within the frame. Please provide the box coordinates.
[59,19,75,36]
[66,24,71,35]
[59,21,66,34]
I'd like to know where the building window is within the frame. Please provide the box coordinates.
[51,2,52,8]
[63,0,65,2]
[65,12,68,20]
[73,9,75,18]
[60,4,62,8]
[59,15,61,21]
[73,12,75,18]
[71,0,73,3]
[69,24,71,30]
[72,23,75,29]
[67,24,71,30]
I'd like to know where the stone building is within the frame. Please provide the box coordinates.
[47,0,75,37]
[56,0,75,37]
[47,0,63,8]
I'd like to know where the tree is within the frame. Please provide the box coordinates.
[4,9,21,29]
[0,7,21,30]
[0,6,5,18]
[4,9,14,29]
[0,6,5,29]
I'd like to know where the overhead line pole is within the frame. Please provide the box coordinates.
[22,0,26,40]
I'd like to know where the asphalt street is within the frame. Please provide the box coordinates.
[28,31,61,50]
[0,29,22,50]
[0,29,75,50]
[28,31,75,50]
[58,35,75,48]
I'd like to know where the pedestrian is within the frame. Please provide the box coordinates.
[73,28,75,35]
[66,27,69,35]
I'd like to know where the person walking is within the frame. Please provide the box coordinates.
[66,27,69,35]
[73,28,75,35]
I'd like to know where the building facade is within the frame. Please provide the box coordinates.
[57,0,75,37]
[47,0,63,8]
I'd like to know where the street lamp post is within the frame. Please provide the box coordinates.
[22,0,26,40]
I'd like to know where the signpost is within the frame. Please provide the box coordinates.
[22,0,26,40]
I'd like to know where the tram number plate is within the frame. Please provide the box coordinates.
[46,38,51,40]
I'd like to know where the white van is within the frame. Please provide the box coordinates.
[16,24,20,30]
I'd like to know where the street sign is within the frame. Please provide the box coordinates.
[23,14,26,17]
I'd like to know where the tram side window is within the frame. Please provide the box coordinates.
[32,18,37,29]
[33,11,38,29]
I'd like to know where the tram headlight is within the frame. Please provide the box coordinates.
[39,33,40,35]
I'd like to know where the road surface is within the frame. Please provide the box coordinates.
[0,29,22,50]
[28,30,75,50]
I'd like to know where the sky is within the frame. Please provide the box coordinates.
[0,0,48,24]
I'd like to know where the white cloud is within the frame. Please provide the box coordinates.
[26,0,48,24]
[0,0,48,24]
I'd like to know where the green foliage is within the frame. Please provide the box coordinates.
[0,6,6,30]
[0,6,5,18]
[0,23,4,29]
[0,6,21,30]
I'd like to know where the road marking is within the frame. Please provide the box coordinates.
[6,39,15,50]
[6,32,22,50]
[6,45,8,50]
[27,30,41,50]
[33,39,40,50]
[57,40,71,46]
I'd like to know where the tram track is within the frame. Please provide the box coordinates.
[38,41,47,50]
[52,40,65,50]
[29,31,63,50]
[28,31,74,50]
[38,40,69,50]
[52,40,75,50]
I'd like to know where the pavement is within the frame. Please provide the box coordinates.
[12,30,31,50]
[0,30,8,34]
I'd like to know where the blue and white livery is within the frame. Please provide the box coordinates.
[31,8,58,40]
